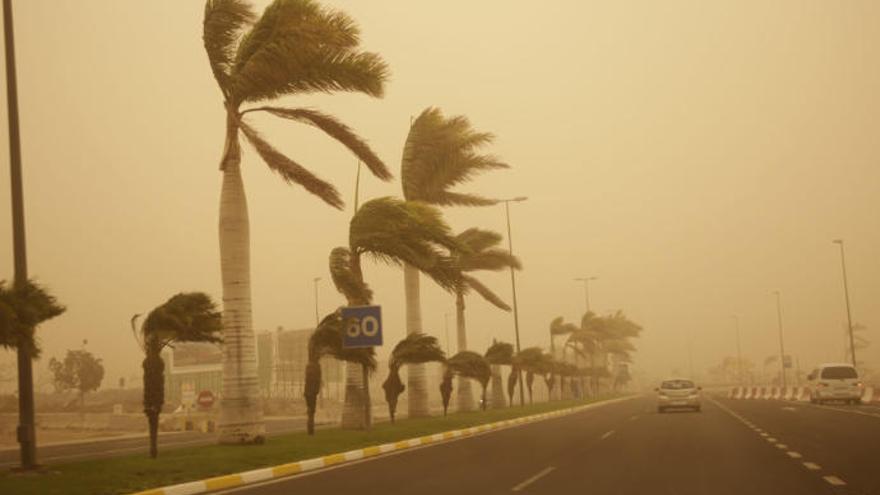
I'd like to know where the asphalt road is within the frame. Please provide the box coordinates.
[219,395,880,495]
[0,416,315,468]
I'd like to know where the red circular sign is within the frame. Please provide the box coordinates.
[197,390,215,408]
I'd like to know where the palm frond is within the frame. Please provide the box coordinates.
[142,292,223,345]
[0,280,66,357]
[389,332,445,370]
[309,311,376,370]
[462,274,510,311]
[484,340,514,365]
[455,228,503,253]
[203,0,256,95]
[402,107,508,205]
[246,106,391,180]
[446,350,491,388]
[329,247,372,303]
[239,120,343,208]
[549,316,577,336]
[230,0,388,102]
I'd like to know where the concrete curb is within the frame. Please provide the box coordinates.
[130,396,632,495]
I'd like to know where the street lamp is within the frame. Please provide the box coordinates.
[832,239,857,368]
[772,291,787,389]
[731,315,744,384]
[574,276,597,314]
[312,277,322,326]
[500,196,527,406]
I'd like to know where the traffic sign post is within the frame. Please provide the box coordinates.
[341,305,383,348]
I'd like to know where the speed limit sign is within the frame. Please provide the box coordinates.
[341,305,383,348]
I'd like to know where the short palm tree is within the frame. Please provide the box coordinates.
[202,0,390,443]
[0,280,65,357]
[383,333,445,423]
[484,340,514,409]
[131,293,222,458]
[450,228,520,412]
[400,108,508,418]
[304,311,375,434]
[440,351,491,414]
[549,317,578,399]
[328,197,459,428]
[514,347,547,405]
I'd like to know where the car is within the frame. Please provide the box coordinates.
[656,378,702,412]
[807,363,863,405]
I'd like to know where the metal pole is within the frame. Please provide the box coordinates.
[733,315,743,384]
[504,199,526,406]
[444,313,450,355]
[773,291,787,389]
[833,240,857,367]
[312,277,321,325]
[4,0,37,470]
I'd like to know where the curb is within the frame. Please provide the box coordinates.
[130,396,633,495]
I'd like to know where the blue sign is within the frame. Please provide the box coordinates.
[341,305,383,348]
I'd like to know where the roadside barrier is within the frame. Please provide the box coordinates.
[797,387,810,402]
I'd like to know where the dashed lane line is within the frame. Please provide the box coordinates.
[512,466,556,492]
[600,430,615,440]
[803,462,821,471]
[786,452,802,459]
[823,475,847,486]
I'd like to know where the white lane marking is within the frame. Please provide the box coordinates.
[823,475,846,486]
[512,466,556,492]
[803,462,821,471]
[776,444,788,449]
[787,451,802,459]
[629,415,639,421]
[600,430,615,440]
[781,407,796,411]
[766,436,775,442]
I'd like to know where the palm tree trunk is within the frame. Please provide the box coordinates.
[217,110,264,444]
[489,365,506,408]
[404,264,430,418]
[341,361,367,429]
[454,291,475,412]
[147,412,159,459]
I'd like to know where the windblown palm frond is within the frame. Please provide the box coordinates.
[452,228,519,309]
[350,198,461,291]
[446,351,491,389]
[329,247,372,304]
[308,311,376,370]
[461,275,509,311]
[142,293,223,346]
[402,107,508,206]
[484,340,514,365]
[0,280,66,357]
[203,0,256,94]
[229,0,388,103]
[389,332,445,370]
[550,316,578,336]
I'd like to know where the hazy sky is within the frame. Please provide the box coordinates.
[0,0,878,387]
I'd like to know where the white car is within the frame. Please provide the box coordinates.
[656,378,702,412]
[807,363,863,404]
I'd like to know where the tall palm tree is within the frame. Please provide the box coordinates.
[440,351,491,414]
[202,0,390,443]
[383,333,445,423]
[328,197,459,428]
[449,228,520,412]
[484,340,514,409]
[400,108,508,418]
[0,280,65,357]
[131,293,222,458]
[304,311,375,435]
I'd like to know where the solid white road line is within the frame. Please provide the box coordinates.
[786,452,802,459]
[823,475,846,486]
[512,467,556,492]
[803,462,821,471]
[600,430,615,440]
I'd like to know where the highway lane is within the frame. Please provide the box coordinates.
[221,396,846,495]
[716,396,880,494]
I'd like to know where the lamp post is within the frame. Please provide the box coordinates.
[574,276,597,314]
[312,277,322,325]
[732,315,744,384]
[773,291,787,389]
[501,196,527,406]
[832,239,857,367]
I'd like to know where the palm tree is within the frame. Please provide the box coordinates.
[484,340,514,409]
[449,228,520,412]
[328,197,459,428]
[514,347,548,404]
[549,317,578,399]
[202,0,390,443]
[131,293,222,458]
[0,280,65,357]
[440,351,491,414]
[383,333,445,423]
[304,311,375,435]
[400,108,508,418]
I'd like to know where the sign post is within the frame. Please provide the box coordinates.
[341,305,383,348]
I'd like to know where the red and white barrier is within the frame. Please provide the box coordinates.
[783,386,795,401]
[862,386,876,403]
[797,387,811,402]
[743,387,753,399]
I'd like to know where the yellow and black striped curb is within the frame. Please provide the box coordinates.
[132,396,633,495]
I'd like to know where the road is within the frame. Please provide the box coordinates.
[0,416,317,468]
[219,395,880,495]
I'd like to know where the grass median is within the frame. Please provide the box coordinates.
[1,395,620,495]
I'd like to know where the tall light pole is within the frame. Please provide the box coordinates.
[501,196,527,406]
[832,239,857,367]
[574,276,597,314]
[732,315,744,384]
[4,0,37,470]
[312,277,322,325]
[443,313,450,355]
[773,291,787,389]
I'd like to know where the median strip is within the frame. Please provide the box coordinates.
[128,397,632,495]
